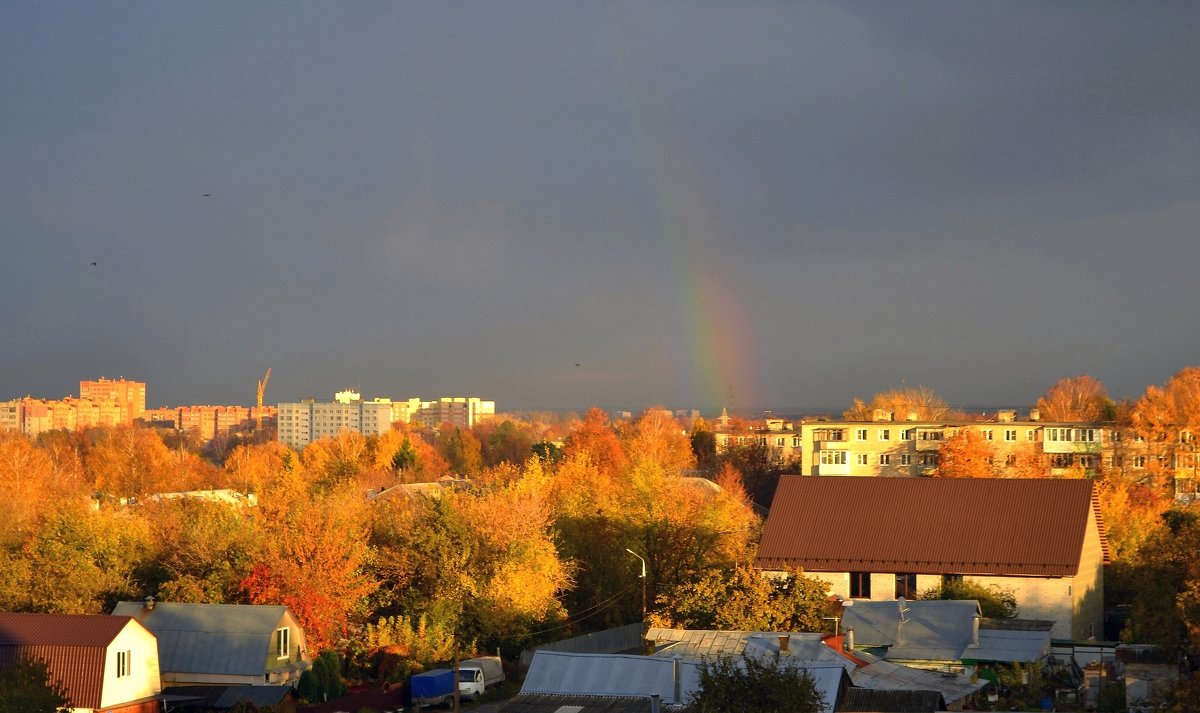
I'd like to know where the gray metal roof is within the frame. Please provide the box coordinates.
[522,650,846,713]
[843,600,979,662]
[647,628,848,668]
[849,653,986,706]
[970,628,1051,663]
[522,652,700,705]
[112,601,294,676]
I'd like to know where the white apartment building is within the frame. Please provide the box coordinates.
[277,392,495,448]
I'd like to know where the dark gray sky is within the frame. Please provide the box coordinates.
[3,2,1198,413]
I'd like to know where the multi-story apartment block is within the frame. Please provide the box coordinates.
[414,397,496,429]
[277,392,496,449]
[0,396,128,436]
[79,377,145,422]
[712,407,1196,499]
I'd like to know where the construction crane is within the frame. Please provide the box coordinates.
[256,368,271,431]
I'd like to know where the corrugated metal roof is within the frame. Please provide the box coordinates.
[970,628,1051,664]
[521,651,846,713]
[521,652,699,705]
[501,694,663,713]
[164,684,294,709]
[839,687,946,712]
[843,600,980,662]
[647,628,852,672]
[849,653,986,706]
[757,477,1101,576]
[111,601,292,676]
[0,613,142,709]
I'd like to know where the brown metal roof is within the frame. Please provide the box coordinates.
[756,477,1101,577]
[0,612,138,709]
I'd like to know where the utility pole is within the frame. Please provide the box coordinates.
[625,548,647,622]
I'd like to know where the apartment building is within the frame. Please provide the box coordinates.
[80,377,145,422]
[277,392,496,449]
[0,396,128,436]
[414,397,495,429]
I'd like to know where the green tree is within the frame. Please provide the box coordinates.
[690,654,825,713]
[918,580,1018,619]
[297,650,345,703]
[0,656,71,713]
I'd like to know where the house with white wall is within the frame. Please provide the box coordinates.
[111,599,310,687]
[756,477,1109,641]
[0,612,162,713]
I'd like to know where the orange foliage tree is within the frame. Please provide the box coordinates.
[1037,375,1113,422]
[562,407,627,477]
[1132,367,1200,493]
[845,385,952,421]
[934,429,996,478]
[241,489,376,652]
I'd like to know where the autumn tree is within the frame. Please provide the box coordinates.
[241,488,377,652]
[86,426,176,498]
[562,407,627,478]
[0,500,152,614]
[142,499,263,603]
[1115,509,1200,657]
[372,426,449,483]
[475,419,536,467]
[624,408,695,476]
[223,441,295,496]
[0,434,58,547]
[1132,366,1200,493]
[1037,375,1113,422]
[436,426,484,477]
[300,430,371,490]
[935,429,997,478]
[845,385,952,421]
[650,565,829,632]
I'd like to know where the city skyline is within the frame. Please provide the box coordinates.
[3,3,1198,412]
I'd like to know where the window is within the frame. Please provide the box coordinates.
[879,454,892,466]
[900,454,912,466]
[1077,429,1097,443]
[942,574,964,587]
[117,650,131,678]
[1050,454,1071,468]
[855,428,868,441]
[982,429,993,441]
[1005,454,1016,467]
[850,572,872,599]
[820,451,847,465]
[814,428,846,442]
[919,430,943,441]
[276,627,290,659]
[919,453,938,466]
[775,437,785,447]
[902,429,914,441]
[878,429,891,441]
[792,436,801,448]
[856,453,869,466]
[895,573,918,599]
[1005,429,1017,442]
[1027,430,1038,442]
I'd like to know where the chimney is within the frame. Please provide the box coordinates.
[779,635,790,654]
[144,595,155,611]
[872,409,893,423]
[971,615,981,648]
[844,628,854,651]
[906,411,919,422]
[1029,408,1041,422]
[649,694,661,713]
[998,409,1016,423]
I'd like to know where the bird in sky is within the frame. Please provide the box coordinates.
[90,261,97,266]
[202,193,211,197]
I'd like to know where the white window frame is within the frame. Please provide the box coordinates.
[982,429,993,441]
[117,650,131,678]
[820,448,849,465]
[855,428,868,441]
[276,627,290,659]
[878,429,890,441]
[856,453,869,466]
[879,454,891,465]
[900,454,912,466]
[1005,429,1017,442]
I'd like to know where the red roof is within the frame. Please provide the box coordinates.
[0,613,139,708]
[756,477,1105,577]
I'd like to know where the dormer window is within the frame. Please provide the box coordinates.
[276,627,290,659]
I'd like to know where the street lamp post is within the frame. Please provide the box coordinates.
[625,548,647,621]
